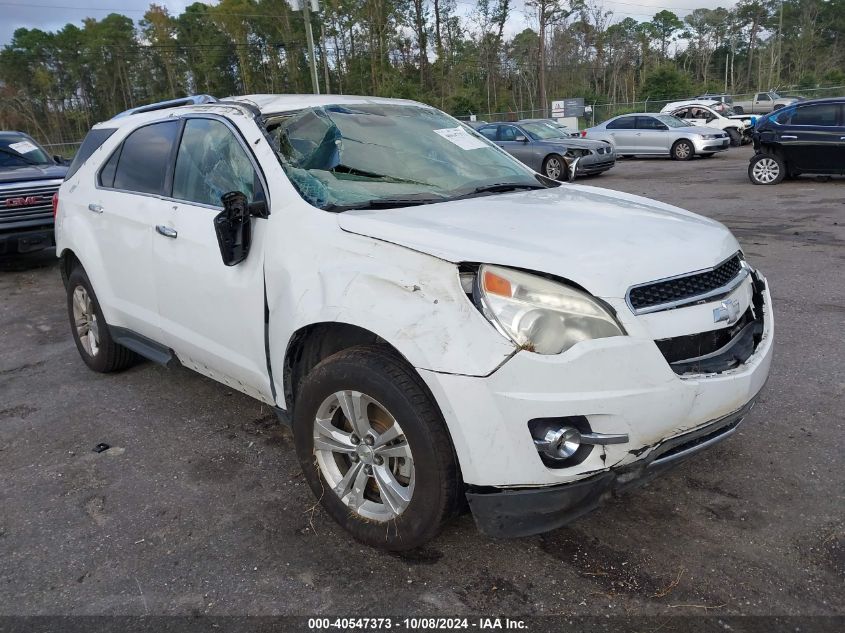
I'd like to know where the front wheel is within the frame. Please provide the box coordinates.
[748,153,785,185]
[292,346,461,550]
[671,140,694,161]
[542,154,566,180]
[727,128,742,147]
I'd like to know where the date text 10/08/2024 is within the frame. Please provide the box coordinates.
[307,617,528,630]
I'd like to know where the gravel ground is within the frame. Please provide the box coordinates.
[0,146,842,617]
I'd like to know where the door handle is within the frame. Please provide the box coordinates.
[87,203,103,214]
[780,135,798,139]
[155,225,177,239]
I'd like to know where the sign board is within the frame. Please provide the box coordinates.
[552,98,585,118]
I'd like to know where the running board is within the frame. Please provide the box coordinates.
[109,326,177,367]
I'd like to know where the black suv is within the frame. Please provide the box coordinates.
[0,131,69,254]
[748,98,845,184]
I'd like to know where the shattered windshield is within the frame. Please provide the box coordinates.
[266,103,550,211]
[0,133,53,168]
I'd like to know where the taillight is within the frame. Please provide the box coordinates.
[52,192,59,217]
[580,130,587,138]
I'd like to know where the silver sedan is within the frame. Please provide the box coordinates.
[585,113,730,160]
[476,121,616,180]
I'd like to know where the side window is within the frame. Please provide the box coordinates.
[607,116,636,130]
[757,93,771,102]
[172,118,264,207]
[773,108,794,124]
[477,126,497,141]
[674,108,690,119]
[66,128,116,180]
[99,146,121,188]
[790,104,839,127]
[498,126,519,141]
[636,116,663,130]
[112,121,179,195]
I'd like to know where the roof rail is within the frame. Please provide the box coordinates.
[112,95,218,119]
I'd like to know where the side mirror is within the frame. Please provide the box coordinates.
[53,154,67,165]
[515,135,528,143]
[214,191,256,266]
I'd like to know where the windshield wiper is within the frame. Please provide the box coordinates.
[0,147,40,166]
[472,183,548,194]
[325,196,448,212]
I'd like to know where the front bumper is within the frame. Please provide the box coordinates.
[0,226,55,255]
[694,137,730,153]
[418,279,773,487]
[577,155,616,175]
[466,400,752,537]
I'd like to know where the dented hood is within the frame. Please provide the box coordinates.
[337,184,741,298]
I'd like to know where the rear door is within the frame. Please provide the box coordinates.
[604,116,639,152]
[91,120,180,340]
[151,115,274,403]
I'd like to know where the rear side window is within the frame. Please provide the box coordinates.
[789,104,840,127]
[99,147,121,188]
[112,121,179,195]
[65,128,116,180]
[477,126,497,140]
[607,116,636,130]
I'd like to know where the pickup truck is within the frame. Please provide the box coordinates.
[733,91,800,115]
[0,131,68,254]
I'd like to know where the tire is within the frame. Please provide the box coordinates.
[66,266,137,372]
[292,345,462,550]
[748,153,785,185]
[671,139,694,161]
[734,106,745,114]
[727,128,742,147]
[542,154,566,180]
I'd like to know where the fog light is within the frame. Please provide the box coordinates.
[540,427,581,459]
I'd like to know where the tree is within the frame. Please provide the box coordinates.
[640,66,694,100]
[649,10,684,60]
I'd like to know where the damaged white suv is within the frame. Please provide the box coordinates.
[56,94,773,549]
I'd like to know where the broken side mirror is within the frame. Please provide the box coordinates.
[214,191,264,266]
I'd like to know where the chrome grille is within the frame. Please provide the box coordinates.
[0,181,60,228]
[628,254,743,312]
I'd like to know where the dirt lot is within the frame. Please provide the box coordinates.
[0,146,842,617]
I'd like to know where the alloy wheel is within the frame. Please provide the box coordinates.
[674,142,691,159]
[72,286,100,357]
[545,157,562,179]
[751,157,780,184]
[313,390,414,522]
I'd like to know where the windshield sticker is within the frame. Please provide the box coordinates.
[9,140,39,155]
[432,127,488,150]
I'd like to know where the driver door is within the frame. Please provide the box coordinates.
[496,125,534,163]
[152,116,274,403]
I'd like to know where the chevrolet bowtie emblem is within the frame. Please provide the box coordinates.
[713,298,742,325]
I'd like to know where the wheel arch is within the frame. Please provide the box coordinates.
[282,321,416,413]
[58,248,83,288]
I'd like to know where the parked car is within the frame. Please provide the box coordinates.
[477,121,615,179]
[57,94,773,549]
[585,113,730,160]
[748,97,845,185]
[659,101,751,146]
[0,131,69,254]
[733,91,800,114]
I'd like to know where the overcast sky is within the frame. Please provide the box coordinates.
[1,0,733,47]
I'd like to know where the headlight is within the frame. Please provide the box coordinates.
[473,265,624,355]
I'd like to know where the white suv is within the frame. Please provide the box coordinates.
[56,94,774,549]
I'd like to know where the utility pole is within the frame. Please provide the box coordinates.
[302,0,320,95]
[776,0,784,86]
[288,0,320,94]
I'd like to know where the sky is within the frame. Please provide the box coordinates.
[0,0,734,47]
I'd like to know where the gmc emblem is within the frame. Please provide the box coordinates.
[5,196,43,208]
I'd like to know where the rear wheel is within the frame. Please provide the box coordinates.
[671,140,694,161]
[748,153,785,185]
[292,346,461,550]
[66,267,136,372]
[726,128,742,147]
[542,154,566,180]
[734,106,745,114]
